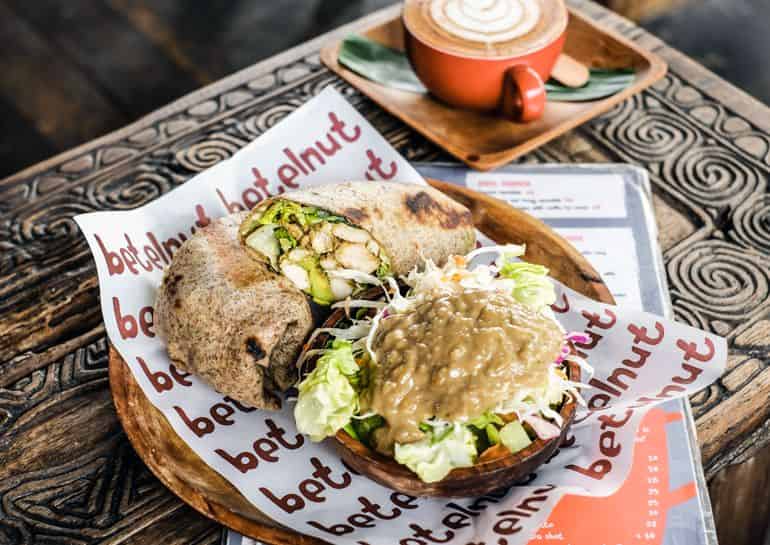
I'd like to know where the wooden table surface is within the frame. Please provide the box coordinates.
[1,1,769,544]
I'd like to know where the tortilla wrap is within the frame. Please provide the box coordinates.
[154,212,313,409]
[239,182,475,298]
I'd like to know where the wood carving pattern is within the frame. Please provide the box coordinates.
[581,70,770,476]
[0,337,211,545]
[0,2,768,543]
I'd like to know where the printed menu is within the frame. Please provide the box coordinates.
[458,165,666,314]
[556,227,643,310]
[466,171,627,219]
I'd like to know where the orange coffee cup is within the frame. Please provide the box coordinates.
[403,1,568,122]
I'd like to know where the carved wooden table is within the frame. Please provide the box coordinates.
[1,1,769,544]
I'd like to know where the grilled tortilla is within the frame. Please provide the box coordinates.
[154,212,313,409]
[238,182,476,304]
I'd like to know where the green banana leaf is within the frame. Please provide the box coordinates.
[338,34,634,102]
[339,34,427,93]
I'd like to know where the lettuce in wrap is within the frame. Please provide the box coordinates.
[239,182,475,305]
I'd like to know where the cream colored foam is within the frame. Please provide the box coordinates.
[404,0,567,58]
[429,0,541,44]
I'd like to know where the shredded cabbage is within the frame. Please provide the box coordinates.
[296,321,372,372]
[466,243,525,263]
[401,244,556,315]
[303,322,373,353]
[394,424,477,483]
[327,268,381,286]
[331,299,387,310]
[294,340,360,441]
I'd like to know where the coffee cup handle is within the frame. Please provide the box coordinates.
[501,65,546,123]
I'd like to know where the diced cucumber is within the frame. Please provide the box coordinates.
[343,423,359,440]
[499,421,532,454]
[485,423,500,445]
[468,411,504,429]
[351,415,385,445]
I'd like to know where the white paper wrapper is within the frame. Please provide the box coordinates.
[75,87,726,545]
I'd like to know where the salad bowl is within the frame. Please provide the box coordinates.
[301,286,581,498]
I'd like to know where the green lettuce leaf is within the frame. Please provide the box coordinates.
[306,207,347,224]
[343,422,359,440]
[294,340,359,441]
[486,423,501,445]
[499,261,556,310]
[259,201,308,227]
[244,200,349,237]
[394,424,477,483]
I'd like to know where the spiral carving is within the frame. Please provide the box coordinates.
[688,384,721,416]
[672,302,709,332]
[16,200,93,245]
[305,73,348,100]
[89,169,182,210]
[175,133,246,172]
[598,97,700,162]
[732,194,770,255]
[1,198,94,276]
[668,240,770,322]
[237,103,298,140]
[667,145,761,208]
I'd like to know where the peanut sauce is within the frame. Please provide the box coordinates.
[361,290,564,454]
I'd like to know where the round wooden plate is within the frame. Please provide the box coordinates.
[109,178,615,545]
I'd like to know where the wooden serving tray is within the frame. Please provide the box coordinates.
[109,179,614,544]
[320,11,667,171]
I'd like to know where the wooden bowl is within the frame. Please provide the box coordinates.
[305,287,580,498]
[109,178,614,543]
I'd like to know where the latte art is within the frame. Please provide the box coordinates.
[430,0,541,44]
[404,0,567,58]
